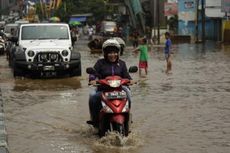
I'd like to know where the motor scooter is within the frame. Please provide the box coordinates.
[86,66,137,137]
[0,36,5,55]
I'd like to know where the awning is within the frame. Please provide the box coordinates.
[69,17,87,22]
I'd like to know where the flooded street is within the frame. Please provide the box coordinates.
[0,39,230,153]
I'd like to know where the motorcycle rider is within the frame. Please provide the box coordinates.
[87,38,136,126]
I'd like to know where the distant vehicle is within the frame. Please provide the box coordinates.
[0,36,6,55]
[88,36,126,55]
[4,23,19,61]
[10,23,81,78]
[15,20,29,25]
[100,21,117,35]
[0,21,6,31]
[4,23,19,38]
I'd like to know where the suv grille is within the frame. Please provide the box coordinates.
[34,52,63,63]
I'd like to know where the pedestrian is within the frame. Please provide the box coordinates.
[132,29,139,48]
[133,38,149,77]
[10,28,16,37]
[71,27,77,46]
[164,32,172,74]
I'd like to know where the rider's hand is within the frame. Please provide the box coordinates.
[129,80,137,85]
[89,80,97,86]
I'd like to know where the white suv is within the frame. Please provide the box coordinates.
[11,23,81,77]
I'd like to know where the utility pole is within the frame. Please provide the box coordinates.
[150,0,155,43]
[195,0,199,42]
[201,0,205,42]
[157,0,160,44]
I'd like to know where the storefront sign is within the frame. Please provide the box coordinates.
[164,2,178,16]
[221,0,230,13]
[184,0,195,9]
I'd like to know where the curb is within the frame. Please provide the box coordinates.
[0,89,8,153]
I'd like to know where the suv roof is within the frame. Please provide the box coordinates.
[20,23,69,26]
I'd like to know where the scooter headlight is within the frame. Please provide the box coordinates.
[107,80,121,88]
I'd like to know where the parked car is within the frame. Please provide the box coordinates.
[10,23,81,78]
[0,31,7,55]
[0,21,6,31]
[4,23,19,62]
[0,36,6,55]
[4,23,19,38]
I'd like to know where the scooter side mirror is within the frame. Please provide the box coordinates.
[129,66,138,73]
[86,67,97,74]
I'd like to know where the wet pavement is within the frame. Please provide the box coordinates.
[0,39,230,153]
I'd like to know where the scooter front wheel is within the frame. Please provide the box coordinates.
[113,123,126,136]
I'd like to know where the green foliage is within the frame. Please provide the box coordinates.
[35,0,115,23]
[167,15,178,33]
[55,0,107,22]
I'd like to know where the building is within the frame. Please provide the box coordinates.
[178,0,229,42]
[0,0,17,15]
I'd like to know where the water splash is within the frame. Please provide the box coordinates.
[93,131,143,152]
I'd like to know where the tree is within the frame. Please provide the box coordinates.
[54,0,107,22]
[167,15,178,34]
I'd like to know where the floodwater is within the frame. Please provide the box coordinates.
[0,39,230,153]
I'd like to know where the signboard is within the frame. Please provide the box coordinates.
[179,0,196,21]
[164,2,178,16]
[221,0,230,13]
[205,0,225,17]
[184,0,195,9]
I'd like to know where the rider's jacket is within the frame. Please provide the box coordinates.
[89,58,132,91]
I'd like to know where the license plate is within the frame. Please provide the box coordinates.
[43,65,55,71]
[105,91,127,99]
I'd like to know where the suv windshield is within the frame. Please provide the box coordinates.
[21,25,69,40]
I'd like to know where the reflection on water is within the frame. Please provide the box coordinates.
[13,77,82,91]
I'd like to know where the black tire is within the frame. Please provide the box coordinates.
[114,123,125,136]
[8,57,13,67]
[99,117,111,137]
[13,60,23,77]
[99,118,106,137]
[13,66,23,77]
[70,62,81,77]
[124,121,129,136]
[0,49,4,55]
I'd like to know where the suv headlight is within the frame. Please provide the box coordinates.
[61,50,69,56]
[27,50,35,57]
[50,54,58,60]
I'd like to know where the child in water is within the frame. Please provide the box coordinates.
[164,32,172,74]
[133,38,149,77]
